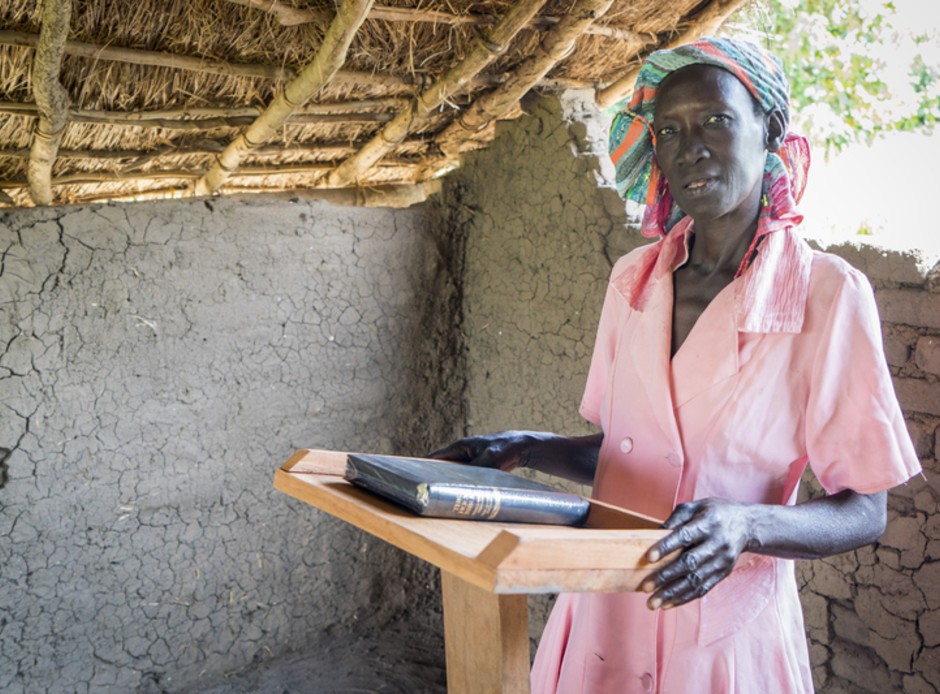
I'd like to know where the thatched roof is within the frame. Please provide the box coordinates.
[1,0,746,208]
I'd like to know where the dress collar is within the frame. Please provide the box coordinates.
[612,217,813,334]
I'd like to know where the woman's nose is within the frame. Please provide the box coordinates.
[677,128,709,166]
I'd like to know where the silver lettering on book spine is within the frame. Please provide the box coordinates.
[451,487,502,519]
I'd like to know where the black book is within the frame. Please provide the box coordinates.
[344,454,590,526]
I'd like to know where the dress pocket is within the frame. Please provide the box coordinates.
[697,554,776,647]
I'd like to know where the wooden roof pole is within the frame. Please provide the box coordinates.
[0,30,394,90]
[0,31,594,95]
[0,143,424,165]
[223,0,646,41]
[81,181,440,208]
[2,160,414,189]
[27,0,71,205]
[0,99,406,121]
[595,0,750,109]
[326,0,550,190]
[423,0,625,180]
[195,0,375,196]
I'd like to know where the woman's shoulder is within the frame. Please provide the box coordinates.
[804,248,879,326]
[807,248,873,296]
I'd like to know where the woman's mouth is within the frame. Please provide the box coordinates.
[684,178,716,195]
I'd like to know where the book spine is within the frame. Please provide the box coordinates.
[424,485,588,525]
[345,458,426,514]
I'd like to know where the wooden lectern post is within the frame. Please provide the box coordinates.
[441,570,529,693]
[274,449,668,694]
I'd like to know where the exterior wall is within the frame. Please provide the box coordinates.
[0,196,462,692]
[441,93,940,691]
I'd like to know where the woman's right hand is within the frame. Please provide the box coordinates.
[428,431,547,472]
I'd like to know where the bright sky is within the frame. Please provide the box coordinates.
[793,0,940,266]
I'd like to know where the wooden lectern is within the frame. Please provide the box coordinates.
[275,449,669,694]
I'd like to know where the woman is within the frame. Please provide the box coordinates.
[432,37,921,692]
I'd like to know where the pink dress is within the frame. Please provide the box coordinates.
[531,224,922,693]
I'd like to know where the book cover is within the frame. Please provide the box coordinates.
[344,453,590,526]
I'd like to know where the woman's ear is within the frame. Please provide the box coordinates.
[765,109,786,152]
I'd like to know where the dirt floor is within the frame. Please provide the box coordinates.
[198,626,446,694]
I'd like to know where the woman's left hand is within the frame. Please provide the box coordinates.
[642,498,755,610]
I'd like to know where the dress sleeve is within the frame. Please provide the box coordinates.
[579,262,633,427]
[805,266,922,494]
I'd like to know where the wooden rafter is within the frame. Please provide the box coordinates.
[0,30,404,91]
[78,180,441,208]
[326,0,550,189]
[223,0,649,41]
[0,99,405,120]
[27,0,72,205]
[196,0,376,195]
[424,0,626,179]
[1,159,414,189]
[0,100,404,132]
[0,142,426,165]
[595,0,751,108]
[72,111,390,130]
[0,30,594,96]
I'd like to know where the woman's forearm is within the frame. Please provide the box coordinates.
[429,430,602,484]
[744,489,887,560]
[644,489,888,609]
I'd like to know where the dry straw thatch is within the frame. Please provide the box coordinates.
[0,0,747,208]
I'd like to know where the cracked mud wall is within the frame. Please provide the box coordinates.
[439,92,940,690]
[435,91,643,442]
[0,196,463,692]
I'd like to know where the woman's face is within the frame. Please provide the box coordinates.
[653,65,770,230]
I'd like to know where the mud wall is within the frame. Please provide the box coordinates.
[441,92,940,691]
[436,91,643,444]
[0,196,462,692]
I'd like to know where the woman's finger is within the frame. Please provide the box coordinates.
[662,501,700,529]
[646,537,710,587]
[427,438,484,461]
[647,554,732,609]
[647,507,706,561]
[427,444,468,461]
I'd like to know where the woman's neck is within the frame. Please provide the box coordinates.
[686,188,762,276]
[687,217,757,277]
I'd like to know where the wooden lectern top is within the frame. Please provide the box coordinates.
[275,449,670,595]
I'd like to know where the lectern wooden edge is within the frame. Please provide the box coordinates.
[274,448,670,693]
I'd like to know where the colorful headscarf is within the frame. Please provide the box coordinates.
[609,38,810,255]
[609,37,814,333]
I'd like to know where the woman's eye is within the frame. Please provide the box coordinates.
[656,125,677,138]
[705,114,730,126]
